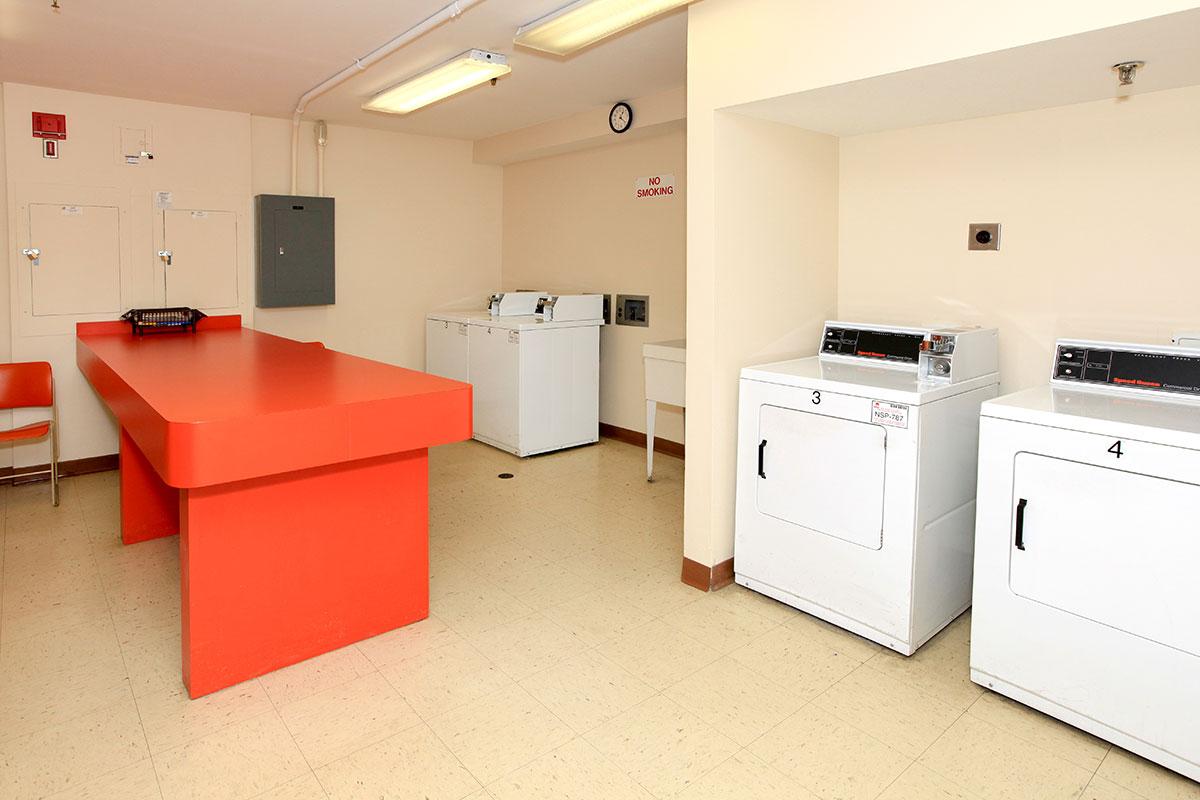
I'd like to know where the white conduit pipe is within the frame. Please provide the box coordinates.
[289,0,482,194]
[315,120,328,197]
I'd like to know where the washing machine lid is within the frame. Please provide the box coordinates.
[982,385,1200,449]
[470,315,600,331]
[741,356,995,405]
[428,308,490,323]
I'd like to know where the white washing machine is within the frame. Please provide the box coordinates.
[971,339,1200,782]
[426,308,489,383]
[467,314,600,457]
[425,294,603,457]
[735,321,999,654]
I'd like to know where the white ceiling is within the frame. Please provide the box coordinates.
[0,0,688,140]
[732,9,1200,137]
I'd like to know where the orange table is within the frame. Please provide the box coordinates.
[77,316,471,697]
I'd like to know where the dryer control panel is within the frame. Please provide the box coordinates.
[1053,341,1200,396]
[822,326,923,363]
[820,322,999,384]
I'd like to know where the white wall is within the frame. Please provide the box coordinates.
[501,128,686,443]
[708,112,839,527]
[684,0,1200,572]
[0,85,10,469]
[250,117,502,369]
[475,86,685,166]
[838,84,1200,393]
[3,82,253,465]
[2,83,502,465]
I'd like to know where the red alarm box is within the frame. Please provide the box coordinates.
[32,112,67,140]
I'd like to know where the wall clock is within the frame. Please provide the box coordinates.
[609,101,633,134]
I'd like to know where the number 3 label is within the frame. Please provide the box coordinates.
[812,391,821,405]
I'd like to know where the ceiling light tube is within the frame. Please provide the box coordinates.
[363,49,510,115]
[514,0,696,56]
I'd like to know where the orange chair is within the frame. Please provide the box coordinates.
[0,362,59,506]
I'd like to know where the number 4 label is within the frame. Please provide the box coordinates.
[1108,440,1124,459]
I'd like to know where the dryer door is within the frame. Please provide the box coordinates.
[1010,453,1200,658]
[756,404,887,549]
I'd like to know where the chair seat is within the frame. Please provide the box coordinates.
[0,420,51,443]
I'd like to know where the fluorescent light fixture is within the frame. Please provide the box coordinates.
[363,49,510,115]
[514,0,695,56]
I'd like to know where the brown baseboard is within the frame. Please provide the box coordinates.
[681,556,735,592]
[0,453,118,485]
[599,422,684,459]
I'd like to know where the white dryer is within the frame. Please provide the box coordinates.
[735,321,999,654]
[971,339,1200,782]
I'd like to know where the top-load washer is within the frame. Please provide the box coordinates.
[466,313,601,457]
[735,321,999,654]
[426,292,551,382]
[971,339,1200,782]
[426,293,603,457]
[426,308,491,383]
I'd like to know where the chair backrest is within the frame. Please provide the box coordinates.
[0,362,53,409]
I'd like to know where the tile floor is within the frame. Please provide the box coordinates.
[0,438,1197,799]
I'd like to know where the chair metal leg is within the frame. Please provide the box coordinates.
[50,420,59,507]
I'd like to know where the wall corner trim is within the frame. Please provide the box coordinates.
[681,556,734,592]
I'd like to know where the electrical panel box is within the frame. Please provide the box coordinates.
[255,194,334,308]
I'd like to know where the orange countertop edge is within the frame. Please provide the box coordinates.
[77,315,473,488]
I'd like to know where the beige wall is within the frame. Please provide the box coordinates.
[839,84,1200,393]
[3,82,253,464]
[685,0,1200,570]
[501,129,686,443]
[2,83,501,465]
[476,86,685,166]
[696,112,838,565]
[251,117,502,369]
[0,85,9,468]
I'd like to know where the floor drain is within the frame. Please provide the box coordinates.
[498,473,515,479]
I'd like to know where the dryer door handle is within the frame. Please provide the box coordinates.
[757,439,767,479]
[1014,498,1028,550]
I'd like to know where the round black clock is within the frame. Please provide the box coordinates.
[609,101,633,134]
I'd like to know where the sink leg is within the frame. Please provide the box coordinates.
[646,399,657,482]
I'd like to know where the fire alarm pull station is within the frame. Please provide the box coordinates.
[32,112,67,140]
[43,140,59,159]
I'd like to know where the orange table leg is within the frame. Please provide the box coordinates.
[120,428,180,545]
[180,449,429,698]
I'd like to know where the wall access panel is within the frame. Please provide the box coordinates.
[162,208,239,309]
[25,202,122,318]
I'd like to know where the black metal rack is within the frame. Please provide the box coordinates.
[121,307,207,336]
